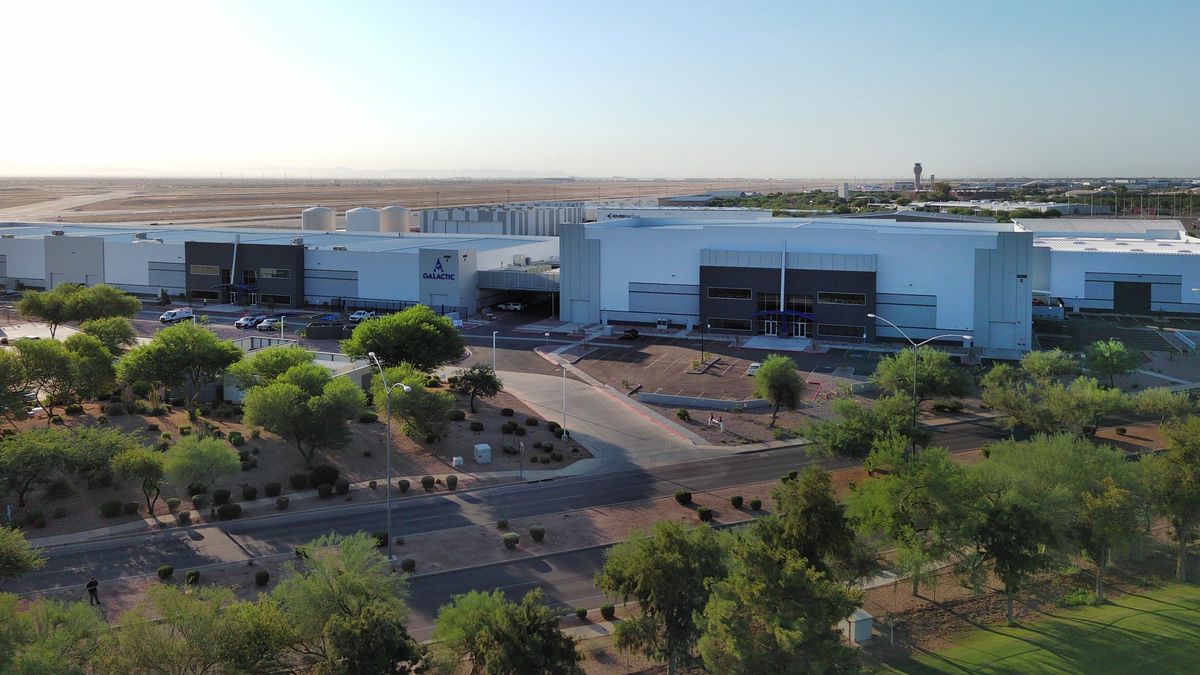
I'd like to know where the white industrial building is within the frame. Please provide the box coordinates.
[419,203,586,236]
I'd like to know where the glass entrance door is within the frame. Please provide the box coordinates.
[758,318,778,336]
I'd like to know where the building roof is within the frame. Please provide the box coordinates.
[0,222,553,253]
[1014,218,1186,238]
[586,215,1021,234]
[1035,236,1200,255]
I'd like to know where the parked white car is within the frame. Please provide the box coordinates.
[159,308,194,323]
[348,310,376,323]
[234,314,267,329]
[257,318,281,331]
[745,362,762,376]
[496,302,526,312]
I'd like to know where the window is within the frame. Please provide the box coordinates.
[190,264,219,276]
[259,267,291,280]
[817,292,866,306]
[817,324,865,338]
[191,290,219,300]
[259,294,291,305]
[708,287,752,300]
[708,317,753,331]
[757,292,813,313]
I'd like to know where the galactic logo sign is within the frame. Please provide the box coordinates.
[423,257,455,281]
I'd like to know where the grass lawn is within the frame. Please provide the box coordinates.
[886,583,1200,674]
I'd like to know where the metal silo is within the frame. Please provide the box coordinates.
[345,207,380,231]
[379,205,410,232]
[300,206,335,230]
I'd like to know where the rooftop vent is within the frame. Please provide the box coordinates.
[50,230,65,236]
[1085,247,1098,251]
[133,232,147,239]
[291,238,304,246]
[1,234,13,239]
[332,245,348,251]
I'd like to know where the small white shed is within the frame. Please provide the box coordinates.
[473,443,492,465]
[839,608,874,645]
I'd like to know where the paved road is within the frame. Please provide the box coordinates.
[5,419,1005,596]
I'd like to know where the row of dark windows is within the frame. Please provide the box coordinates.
[706,317,865,338]
[708,286,865,306]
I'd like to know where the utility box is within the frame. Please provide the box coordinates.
[839,608,874,645]
[473,443,492,465]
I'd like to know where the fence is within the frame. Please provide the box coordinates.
[330,297,469,318]
[636,392,770,411]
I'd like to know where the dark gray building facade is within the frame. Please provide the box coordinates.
[184,241,305,308]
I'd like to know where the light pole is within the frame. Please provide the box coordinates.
[492,330,498,372]
[367,352,412,562]
[561,364,568,434]
[867,313,971,453]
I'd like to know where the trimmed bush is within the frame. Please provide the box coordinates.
[449,409,466,421]
[501,421,517,434]
[289,474,309,490]
[240,460,253,472]
[212,488,232,506]
[469,421,484,432]
[420,475,435,491]
[334,478,350,495]
[525,417,540,426]
[264,482,282,498]
[553,428,564,439]
[250,428,261,439]
[424,433,437,443]
[576,607,588,621]
[533,441,543,449]
[179,425,192,436]
[446,475,458,490]
[497,519,509,529]
[551,452,564,462]
[500,407,514,417]
[676,407,690,421]
[372,531,388,547]
[27,511,46,528]
[196,406,210,416]
[123,501,140,515]
[529,455,540,464]
[730,495,744,508]
[103,402,125,416]
[1116,426,1128,435]
[358,411,379,423]
[514,426,526,437]
[600,604,615,620]
[317,483,333,499]
[697,506,714,522]
[750,498,762,511]
[177,510,192,526]
[547,421,561,432]
[400,558,416,573]
[255,570,270,587]
[543,442,554,453]
[166,497,182,513]
[191,494,209,510]
[397,479,410,493]
[674,490,692,505]
[309,464,339,487]
[161,432,172,440]
[64,403,84,414]
[502,443,518,455]
[216,503,242,520]
[157,565,174,581]
[228,432,245,447]
[276,496,290,510]
[185,570,199,585]
[530,525,546,542]
[241,485,258,501]
[503,532,520,549]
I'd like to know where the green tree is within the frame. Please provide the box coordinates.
[1019,348,1079,385]
[1143,416,1200,581]
[1077,477,1140,602]
[755,466,862,580]
[972,503,1056,625]
[450,363,503,413]
[100,584,232,675]
[68,427,140,487]
[432,589,581,675]
[79,316,138,356]
[697,534,860,674]
[16,284,85,338]
[272,532,416,670]
[805,394,930,460]
[163,435,239,496]
[1084,338,1140,388]
[341,305,464,370]
[1135,387,1195,426]
[117,321,242,408]
[217,598,299,675]
[242,366,365,468]
[0,526,46,579]
[373,364,454,441]
[0,428,68,506]
[594,521,725,675]
[1043,376,1128,433]
[5,597,106,675]
[63,332,116,400]
[871,346,969,403]
[111,446,166,515]
[753,354,802,426]
[225,344,314,391]
[15,338,78,420]
[0,349,28,426]
[324,600,424,675]
[980,362,1056,433]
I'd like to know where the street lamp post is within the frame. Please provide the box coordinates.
[561,365,568,433]
[699,320,706,364]
[367,352,412,562]
[492,331,498,372]
[867,313,971,453]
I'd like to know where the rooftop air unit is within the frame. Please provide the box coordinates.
[50,230,65,236]
[291,238,304,246]
[133,232,147,239]
[332,245,348,251]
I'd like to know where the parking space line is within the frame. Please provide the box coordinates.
[644,354,667,369]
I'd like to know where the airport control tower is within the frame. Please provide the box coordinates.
[913,163,923,191]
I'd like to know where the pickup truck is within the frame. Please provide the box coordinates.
[348,310,376,323]
[496,302,526,312]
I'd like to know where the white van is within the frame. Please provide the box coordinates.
[159,308,194,323]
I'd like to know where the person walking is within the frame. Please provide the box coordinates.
[86,576,99,605]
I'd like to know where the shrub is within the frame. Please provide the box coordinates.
[576,607,588,621]
[424,433,437,443]
[228,432,245,447]
[212,488,232,506]
[250,428,261,439]
[255,570,270,587]
[166,497,182,513]
[371,530,388,547]
[44,478,73,500]
[51,506,68,519]
[501,421,517,434]
[123,501,140,515]
[216,503,242,520]
[931,399,964,413]
[191,494,209,510]
[503,532,520,549]
[600,604,615,620]
[264,482,281,498]
[1116,426,1128,435]
[240,460,253,472]
[157,565,174,581]
[334,478,350,495]
[49,415,64,425]
[446,475,458,490]
[96,415,108,424]
[533,441,543,449]
[177,510,192,526]
[497,519,509,530]
[358,411,379,423]
[103,402,125,416]
[554,428,564,439]
[1059,588,1096,607]
[27,510,46,528]
[317,484,333,499]
[502,443,518,455]
[730,495,744,508]
[547,421,560,432]
[241,485,258,501]
[276,496,289,510]
[65,403,84,414]
[697,506,714,522]
[500,407,514,417]
[398,479,410,493]
[543,442,554,453]
[530,525,545,542]
[161,432,172,440]
[676,408,690,421]
[400,558,416,573]
[750,498,762,511]
[309,464,339,487]
[551,452,563,462]
[238,448,250,463]
[470,421,484,432]
[674,490,692,505]
[449,409,466,421]
[420,475,435,491]
[529,455,540,464]
[196,406,210,416]
[289,474,309,490]
[525,417,540,426]
[185,570,199,585]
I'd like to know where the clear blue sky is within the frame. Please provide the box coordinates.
[2,0,1197,178]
